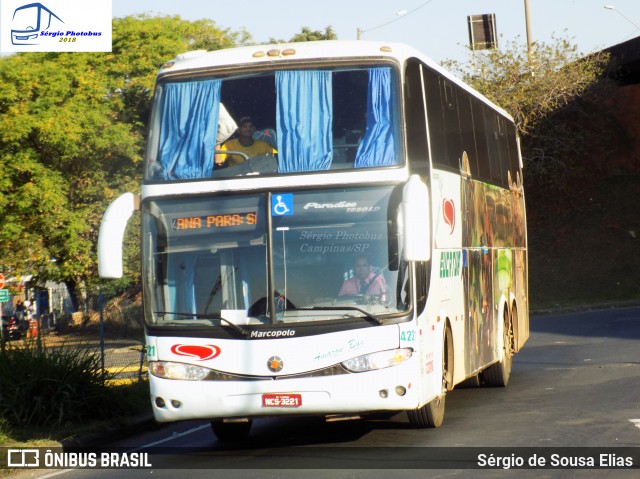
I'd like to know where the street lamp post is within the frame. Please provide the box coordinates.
[524,0,533,61]
[604,5,640,31]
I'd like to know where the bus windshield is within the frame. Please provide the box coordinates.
[142,185,410,327]
[144,65,401,181]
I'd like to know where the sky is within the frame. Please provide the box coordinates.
[112,0,640,64]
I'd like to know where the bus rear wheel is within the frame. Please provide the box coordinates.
[211,419,253,441]
[482,306,515,387]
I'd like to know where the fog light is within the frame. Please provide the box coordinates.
[395,385,407,396]
[171,400,182,408]
[379,389,389,398]
[155,397,166,408]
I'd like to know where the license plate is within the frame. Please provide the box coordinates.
[262,393,302,408]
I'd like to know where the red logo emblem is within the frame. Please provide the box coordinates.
[443,198,455,234]
[170,344,221,361]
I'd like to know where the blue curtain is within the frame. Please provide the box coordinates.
[168,253,197,315]
[355,68,397,168]
[159,80,221,180]
[276,71,333,172]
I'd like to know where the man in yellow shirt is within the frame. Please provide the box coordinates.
[215,117,277,167]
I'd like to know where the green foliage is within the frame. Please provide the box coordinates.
[0,15,246,301]
[445,36,609,136]
[0,342,139,430]
[269,26,337,44]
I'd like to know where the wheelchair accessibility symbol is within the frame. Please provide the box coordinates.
[272,193,293,216]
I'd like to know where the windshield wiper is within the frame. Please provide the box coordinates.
[299,306,384,325]
[154,311,249,337]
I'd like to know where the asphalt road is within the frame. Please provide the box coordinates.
[12,306,640,478]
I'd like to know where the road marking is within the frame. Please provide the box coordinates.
[36,470,70,479]
[629,419,640,430]
[105,365,147,373]
[138,423,211,448]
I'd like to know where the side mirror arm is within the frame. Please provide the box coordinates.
[98,193,139,278]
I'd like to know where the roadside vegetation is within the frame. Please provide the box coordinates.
[0,340,149,446]
[0,17,637,446]
[0,18,336,447]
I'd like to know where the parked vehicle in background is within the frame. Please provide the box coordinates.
[1,315,23,340]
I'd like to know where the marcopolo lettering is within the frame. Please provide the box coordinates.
[250,329,296,339]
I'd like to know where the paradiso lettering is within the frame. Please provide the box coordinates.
[303,201,381,213]
[439,250,462,278]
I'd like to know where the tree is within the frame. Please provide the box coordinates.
[443,36,611,186]
[269,26,337,44]
[0,16,247,310]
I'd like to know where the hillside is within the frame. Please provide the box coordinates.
[526,82,640,311]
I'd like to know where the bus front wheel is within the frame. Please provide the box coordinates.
[407,393,445,428]
[211,419,252,441]
[407,326,452,428]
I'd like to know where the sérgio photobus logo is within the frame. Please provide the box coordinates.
[1,0,112,52]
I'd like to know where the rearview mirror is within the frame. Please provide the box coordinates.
[98,193,138,278]
[402,175,431,262]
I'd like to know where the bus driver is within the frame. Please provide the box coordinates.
[339,255,386,298]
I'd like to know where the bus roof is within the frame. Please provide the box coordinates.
[159,40,422,74]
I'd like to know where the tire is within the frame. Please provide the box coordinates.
[407,393,446,428]
[458,374,481,388]
[210,419,252,441]
[407,326,452,428]
[482,306,515,387]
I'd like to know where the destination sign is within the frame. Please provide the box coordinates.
[172,211,258,231]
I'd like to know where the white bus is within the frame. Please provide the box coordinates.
[98,41,528,440]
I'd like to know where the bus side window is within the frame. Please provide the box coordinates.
[473,101,491,182]
[458,94,479,177]
[404,59,429,176]
[424,66,447,171]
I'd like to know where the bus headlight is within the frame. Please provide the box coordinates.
[149,361,210,381]
[341,348,413,372]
